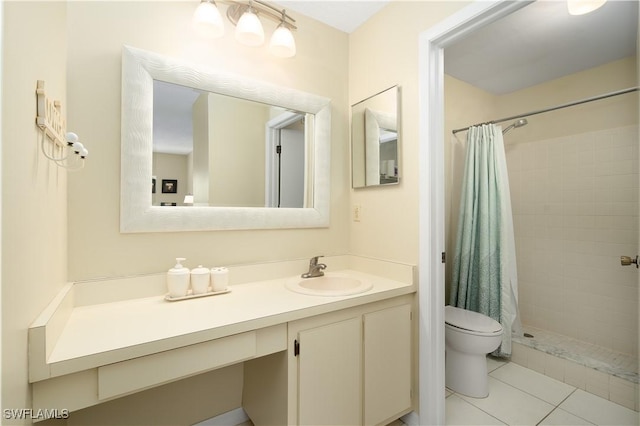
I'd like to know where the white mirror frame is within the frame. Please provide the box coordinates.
[121,45,331,232]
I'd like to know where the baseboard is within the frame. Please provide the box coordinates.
[192,407,250,426]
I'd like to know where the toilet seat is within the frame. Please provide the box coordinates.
[445,305,502,335]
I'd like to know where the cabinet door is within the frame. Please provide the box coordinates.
[364,304,412,425]
[297,317,362,426]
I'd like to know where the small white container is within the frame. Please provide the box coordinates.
[210,267,229,292]
[167,258,190,298]
[191,265,210,295]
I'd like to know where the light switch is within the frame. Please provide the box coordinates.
[353,204,362,222]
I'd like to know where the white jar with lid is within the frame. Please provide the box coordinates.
[210,267,229,292]
[191,265,210,295]
[167,258,190,298]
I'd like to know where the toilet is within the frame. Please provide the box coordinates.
[445,305,503,398]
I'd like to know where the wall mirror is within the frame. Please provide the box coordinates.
[121,45,331,232]
[351,86,400,188]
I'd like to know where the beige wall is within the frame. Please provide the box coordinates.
[192,94,209,204]
[210,96,268,207]
[497,57,638,143]
[2,2,68,424]
[66,1,350,280]
[348,1,470,265]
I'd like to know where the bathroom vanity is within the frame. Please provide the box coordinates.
[29,256,416,425]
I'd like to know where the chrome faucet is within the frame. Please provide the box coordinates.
[301,255,326,278]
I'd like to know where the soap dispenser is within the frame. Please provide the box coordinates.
[167,258,190,298]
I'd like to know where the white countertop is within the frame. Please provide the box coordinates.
[48,269,415,373]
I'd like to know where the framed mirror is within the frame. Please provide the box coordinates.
[351,86,400,188]
[121,45,331,232]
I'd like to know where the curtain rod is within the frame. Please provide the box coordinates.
[452,86,640,134]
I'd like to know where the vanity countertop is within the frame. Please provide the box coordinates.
[31,258,416,381]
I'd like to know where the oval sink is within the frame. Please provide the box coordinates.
[286,273,373,296]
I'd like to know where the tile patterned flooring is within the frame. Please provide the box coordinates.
[445,357,639,425]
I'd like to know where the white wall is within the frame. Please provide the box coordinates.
[2,2,68,424]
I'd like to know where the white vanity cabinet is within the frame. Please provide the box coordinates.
[363,303,412,425]
[29,258,416,423]
[285,295,413,426]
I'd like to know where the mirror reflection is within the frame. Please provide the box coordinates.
[152,80,308,208]
[351,86,400,188]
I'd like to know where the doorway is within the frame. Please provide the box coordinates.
[417,2,532,424]
[265,113,306,208]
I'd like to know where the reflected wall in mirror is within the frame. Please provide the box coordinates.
[152,80,308,208]
[351,86,400,188]
[121,45,331,232]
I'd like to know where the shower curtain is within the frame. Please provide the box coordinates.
[450,124,521,357]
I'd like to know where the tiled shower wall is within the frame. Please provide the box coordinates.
[506,125,639,356]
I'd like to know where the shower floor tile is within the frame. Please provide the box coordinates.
[514,325,638,383]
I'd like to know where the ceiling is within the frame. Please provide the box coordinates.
[281,0,638,94]
[444,0,638,94]
[273,0,390,33]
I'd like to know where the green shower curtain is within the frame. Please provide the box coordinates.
[450,124,521,357]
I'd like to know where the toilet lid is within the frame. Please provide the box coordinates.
[445,305,502,333]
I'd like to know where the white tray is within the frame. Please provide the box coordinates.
[164,288,230,302]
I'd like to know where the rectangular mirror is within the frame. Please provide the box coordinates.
[121,46,331,232]
[351,86,400,188]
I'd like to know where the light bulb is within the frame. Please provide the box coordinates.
[192,0,224,39]
[269,25,296,58]
[567,0,606,15]
[65,132,78,146]
[72,141,84,154]
[235,8,264,46]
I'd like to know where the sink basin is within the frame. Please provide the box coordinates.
[286,273,373,296]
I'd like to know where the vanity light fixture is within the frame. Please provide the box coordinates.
[269,11,296,58]
[235,3,264,46]
[192,0,297,57]
[193,0,225,39]
[567,0,606,15]
[35,80,88,170]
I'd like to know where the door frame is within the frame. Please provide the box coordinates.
[416,1,531,424]
[265,112,304,207]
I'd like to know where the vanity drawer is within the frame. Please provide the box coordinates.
[98,331,256,400]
